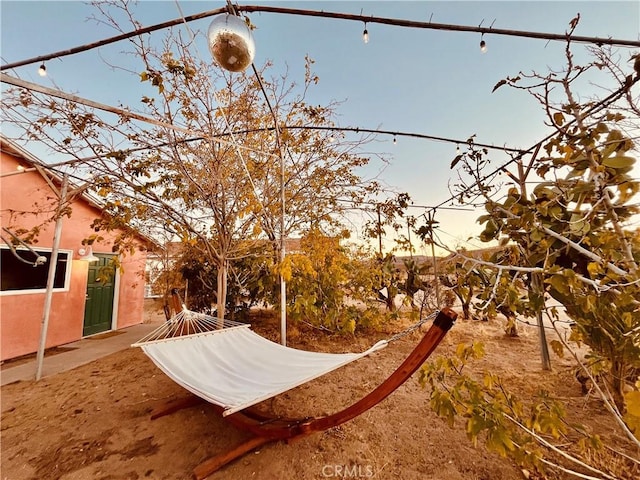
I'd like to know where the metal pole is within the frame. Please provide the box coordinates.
[377,205,383,257]
[407,217,413,259]
[428,212,441,308]
[516,155,551,370]
[247,60,287,346]
[280,148,287,345]
[35,174,68,381]
[532,273,552,370]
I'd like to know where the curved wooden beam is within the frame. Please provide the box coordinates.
[219,308,456,438]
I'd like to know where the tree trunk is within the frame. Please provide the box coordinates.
[499,306,519,337]
[531,273,551,370]
[385,284,396,311]
[462,290,473,320]
[216,259,228,326]
[610,359,627,414]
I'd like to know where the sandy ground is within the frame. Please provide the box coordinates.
[0,304,634,480]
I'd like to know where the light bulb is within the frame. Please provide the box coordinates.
[38,63,47,76]
[363,28,369,44]
[480,40,487,53]
[393,136,397,145]
[456,144,461,154]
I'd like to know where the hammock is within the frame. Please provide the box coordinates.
[133,310,388,416]
[133,304,456,479]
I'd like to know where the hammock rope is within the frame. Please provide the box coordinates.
[386,311,438,343]
[132,308,248,346]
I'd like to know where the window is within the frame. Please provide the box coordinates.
[0,246,72,294]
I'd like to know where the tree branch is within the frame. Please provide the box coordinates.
[547,313,640,449]
[504,413,618,480]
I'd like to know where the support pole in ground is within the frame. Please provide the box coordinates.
[532,272,552,371]
[514,152,551,371]
[426,211,441,308]
[35,174,69,381]
[280,151,286,346]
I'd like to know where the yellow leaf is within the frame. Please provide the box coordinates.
[344,318,356,334]
[553,112,565,126]
[484,374,495,389]
[587,262,602,277]
[625,390,640,417]
[550,340,564,358]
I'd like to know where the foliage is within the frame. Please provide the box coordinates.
[421,342,640,479]
[472,79,640,411]
[401,256,455,317]
[362,193,412,253]
[418,23,640,477]
[1,0,386,321]
[285,228,390,333]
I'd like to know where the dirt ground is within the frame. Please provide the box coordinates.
[0,304,634,480]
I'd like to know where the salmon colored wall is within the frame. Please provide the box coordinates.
[1,149,148,360]
[115,253,147,329]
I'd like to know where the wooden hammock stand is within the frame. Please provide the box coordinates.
[149,307,456,479]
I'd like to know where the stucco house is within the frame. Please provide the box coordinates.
[1,136,150,361]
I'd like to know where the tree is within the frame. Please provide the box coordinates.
[419,25,640,478]
[362,193,412,311]
[1,0,384,320]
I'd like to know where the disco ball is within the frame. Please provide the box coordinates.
[207,14,255,73]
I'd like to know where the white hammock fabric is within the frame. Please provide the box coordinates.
[136,323,388,417]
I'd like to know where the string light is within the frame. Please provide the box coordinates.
[456,144,461,154]
[3,8,639,74]
[362,22,369,43]
[393,135,397,145]
[480,34,487,53]
[38,63,47,76]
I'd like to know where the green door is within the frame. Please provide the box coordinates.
[83,254,116,336]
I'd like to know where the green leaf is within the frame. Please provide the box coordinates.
[569,215,590,236]
[547,275,569,295]
[602,156,635,169]
[530,229,543,242]
[477,214,491,225]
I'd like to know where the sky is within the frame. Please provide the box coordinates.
[1,0,639,255]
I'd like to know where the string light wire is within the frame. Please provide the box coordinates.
[0,72,281,161]
[3,3,638,243]
[2,5,639,72]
